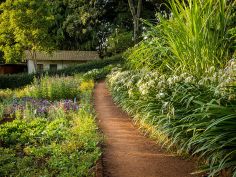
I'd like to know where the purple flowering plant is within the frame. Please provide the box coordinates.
[8,97,79,118]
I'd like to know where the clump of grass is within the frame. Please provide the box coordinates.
[125,0,235,77]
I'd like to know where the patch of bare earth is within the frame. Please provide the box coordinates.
[94,81,200,177]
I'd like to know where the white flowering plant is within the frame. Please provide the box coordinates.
[107,61,236,176]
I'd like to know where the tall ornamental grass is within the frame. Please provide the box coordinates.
[125,0,235,77]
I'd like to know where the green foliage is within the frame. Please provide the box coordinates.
[117,2,236,175]
[0,55,123,89]
[0,51,3,64]
[0,0,56,63]
[0,45,23,64]
[0,89,13,102]
[106,30,134,55]
[124,36,168,70]
[0,78,101,177]
[125,0,235,77]
[53,0,100,50]
[97,0,133,30]
[107,64,236,176]
[0,103,3,120]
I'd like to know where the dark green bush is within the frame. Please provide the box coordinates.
[106,30,134,55]
[0,73,35,89]
[47,54,123,76]
[0,55,123,89]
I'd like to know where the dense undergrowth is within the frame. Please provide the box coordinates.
[107,0,236,176]
[0,67,110,176]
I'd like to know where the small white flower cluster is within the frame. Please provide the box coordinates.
[84,69,100,78]
[214,58,236,99]
[108,68,197,99]
[107,58,236,104]
[135,70,161,96]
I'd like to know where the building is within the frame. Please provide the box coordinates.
[26,50,100,73]
[0,64,27,75]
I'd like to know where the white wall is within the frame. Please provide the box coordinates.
[27,60,86,74]
[27,60,36,74]
[58,63,63,70]
[44,64,50,70]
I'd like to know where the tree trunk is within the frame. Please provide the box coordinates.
[30,50,38,73]
[133,17,138,42]
[128,0,142,43]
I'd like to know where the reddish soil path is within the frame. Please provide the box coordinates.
[94,81,199,177]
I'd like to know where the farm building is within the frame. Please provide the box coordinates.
[0,64,27,75]
[26,50,100,73]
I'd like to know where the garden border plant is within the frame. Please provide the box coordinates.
[106,64,236,177]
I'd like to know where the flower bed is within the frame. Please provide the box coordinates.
[3,97,78,119]
[0,77,101,176]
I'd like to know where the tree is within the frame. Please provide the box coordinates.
[0,0,56,68]
[127,0,167,43]
[95,0,133,56]
[96,0,159,55]
[59,0,100,50]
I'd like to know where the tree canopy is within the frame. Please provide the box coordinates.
[0,0,56,63]
[0,0,164,63]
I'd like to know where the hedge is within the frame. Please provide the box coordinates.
[0,55,123,89]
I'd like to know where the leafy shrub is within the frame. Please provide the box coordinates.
[0,73,35,90]
[0,89,13,102]
[0,55,123,89]
[107,63,236,176]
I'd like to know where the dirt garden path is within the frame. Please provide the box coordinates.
[94,81,200,177]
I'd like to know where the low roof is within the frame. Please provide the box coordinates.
[25,50,99,61]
